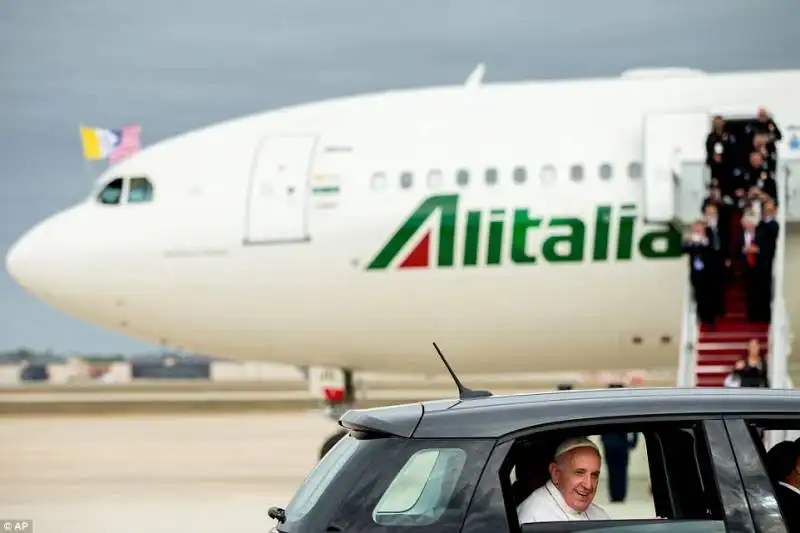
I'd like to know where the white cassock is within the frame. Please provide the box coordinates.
[517,480,611,523]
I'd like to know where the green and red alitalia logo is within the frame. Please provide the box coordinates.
[366,194,683,270]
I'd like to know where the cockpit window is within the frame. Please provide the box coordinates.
[128,177,154,203]
[97,178,124,205]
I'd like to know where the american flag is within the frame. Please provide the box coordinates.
[109,125,142,164]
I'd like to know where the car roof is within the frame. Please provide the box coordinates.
[339,386,800,439]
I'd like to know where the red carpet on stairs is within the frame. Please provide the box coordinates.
[694,204,770,387]
[695,279,769,387]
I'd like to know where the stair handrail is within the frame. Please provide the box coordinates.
[773,157,788,312]
[674,163,710,388]
[677,276,697,387]
[768,297,789,389]
[766,156,790,389]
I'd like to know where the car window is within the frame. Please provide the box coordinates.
[283,433,362,522]
[504,421,729,527]
[372,448,467,526]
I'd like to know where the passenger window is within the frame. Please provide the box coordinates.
[507,421,727,529]
[97,178,124,205]
[628,162,643,179]
[371,172,387,191]
[373,448,467,526]
[485,168,498,186]
[539,165,556,184]
[599,163,613,180]
[400,172,413,189]
[427,169,443,190]
[513,167,527,184]
[128,177,154,203]
[569,164,584,182]
[456,169,469,187]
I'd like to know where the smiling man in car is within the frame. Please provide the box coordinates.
[517,437,611,523]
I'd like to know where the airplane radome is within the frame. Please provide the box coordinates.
[5,65,800,455]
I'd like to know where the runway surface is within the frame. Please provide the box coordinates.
[0,412,655,533]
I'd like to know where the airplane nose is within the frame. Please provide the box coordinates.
[5,207,87,298]
[6,222,56,294]
[5,205,150,330]
[5,235,27,286]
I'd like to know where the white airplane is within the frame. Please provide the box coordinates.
[5,65,800,452]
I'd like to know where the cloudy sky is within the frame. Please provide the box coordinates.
[1,0,798,355]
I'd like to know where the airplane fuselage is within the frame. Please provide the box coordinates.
[6,67,800,375]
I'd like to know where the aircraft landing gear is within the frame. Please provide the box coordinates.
[307,367,356,459]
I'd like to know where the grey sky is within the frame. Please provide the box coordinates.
[1,0,799,355]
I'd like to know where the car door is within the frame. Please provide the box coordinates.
[723,417,790,533]
[702,420,758,533]
[460,417,756,533]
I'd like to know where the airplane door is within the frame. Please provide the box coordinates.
[643,112,709,224]
[244,135,318,244]
[675,162,709,224]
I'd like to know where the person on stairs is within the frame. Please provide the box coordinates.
[747,107,783,163]
[723,339,769,388]
[702,185,737,269]
[758,201,780,323]
[706,116,736,186]
[761,201,780,247]
[723,359,745,387]
[683,220,716,327]
[703,204,727,317]
[739,216,772,324]
[744,186,771,220]
[754,133,778,174]
[743,152,778,206]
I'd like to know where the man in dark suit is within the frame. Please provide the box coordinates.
[683,221,715,326]
[759,201,780,320]
[600,384,639,502]
[739,217,774,323]
[760,201,780,257]
[747,107,783,160]
[703,204,726,317]
[765,440,800,531]
[742,152,775,195]
[706,116,736,184]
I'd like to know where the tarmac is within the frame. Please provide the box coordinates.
[0,412,656,533]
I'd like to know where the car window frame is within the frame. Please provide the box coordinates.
[702,419,756,533]
[328,437,496,533]
[521,520,727,533]
[283,432,364,523]
[277,431,387,533]
[724,415,800,533]
[462,415,753,533]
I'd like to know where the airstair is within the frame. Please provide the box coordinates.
[662,119,796,394]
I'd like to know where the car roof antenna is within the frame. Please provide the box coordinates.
[432,342,492,400]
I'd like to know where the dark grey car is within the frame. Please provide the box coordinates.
[268,386,800,533]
